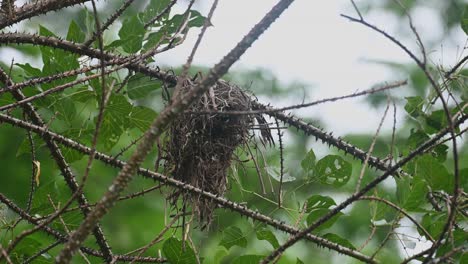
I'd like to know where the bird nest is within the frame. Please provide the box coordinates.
[164,78,272,227]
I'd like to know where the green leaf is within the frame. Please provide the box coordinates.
[127,73,162,99]
[461,5,468,35]
[416,155,452,193]
[219,226,247,250]
[306,209,343,232]
[403,177,427,211]
[170,10,207,30]
[232,255,264,264]
[322,233,356,250]
[306,195,336,213]
[75,8,96,41]
[424,110,447,134]
[39,25,79,89]
[213,248,228,263]
[301,148,316,173]
[421,212,446,238]
[433,144,448,162]
[256,228,279,248]
[98,94,132,150]
[53,97,77,126]
[141,0,171,24]
[265,166,296,182]
[143,31,165,51]
[314,155,352,187]
[118,16,145,53]
[404,96,424,118]
[14,237,43,257]
[16,134,44,157]
[162,237,197,264]
[16,63,42,78]
[405,129,429,157]
[396,176,427,211]
[0,92,14,107]
[67,20,86,43]
[31,180,69,215]
[369,197,394,222]
[70,86,96,103]
[296,258,305,264]
[129,106,157,132]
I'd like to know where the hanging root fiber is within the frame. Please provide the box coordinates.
[164,78,273,228]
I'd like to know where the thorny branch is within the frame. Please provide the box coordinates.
[0,111,377,263]
[55,0,296,262]
[342,4,460,261]
[0,0,466,263]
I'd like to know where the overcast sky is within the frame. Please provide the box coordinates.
[156,0,466,135]
[155,2,467,257]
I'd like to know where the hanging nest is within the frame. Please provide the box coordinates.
[164,78,273,227]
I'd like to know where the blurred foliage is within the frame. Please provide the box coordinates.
[0,0,466,264]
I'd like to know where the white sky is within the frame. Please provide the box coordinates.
[155,0,466,259]
[156,0,467,136]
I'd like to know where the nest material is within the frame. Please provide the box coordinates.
[164,78,272,227]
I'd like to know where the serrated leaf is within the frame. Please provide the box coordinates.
[421,212,446,238]
[322,233,356,250]
[170,10,207,30]
[404,96,424,118]
[232,255,264,264]
[118,16,145,53]
[16,63,42,79]
[301,148,316,173]
[99,94,132,150]
[162,237,197,264]
[306,209,343,232]
[141,0,171,24]
[219,226,247,250]
[403,177,427,211]
[16,134,44,157]
[129,106,157,132]
[143,31,165,51]
[256,228,279,248]
[70,86,95,103]
[31,180,68,215]
[14,237,43,256]
[416,155,452,193]
[127,73,162,99]
[306,195,336,213]
[424,110,448,134]
[67,20,86,43]
[369,196,397,222]
[53,97,77,126]
[265,166,296,182]
[39,25,79,89]
[314,155,351,187]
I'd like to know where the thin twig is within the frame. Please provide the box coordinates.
[56,1,295,262]
[355,100,391,193]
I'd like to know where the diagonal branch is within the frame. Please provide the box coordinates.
[0,193,165,263]
[0,112,376,263]
[0,67,114,262]
[55,0,296,262]
[0,31,413,178]
[0,0,92,29]
[260,114,467,263]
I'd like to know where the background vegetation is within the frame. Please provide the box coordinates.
[0,0,466,263]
